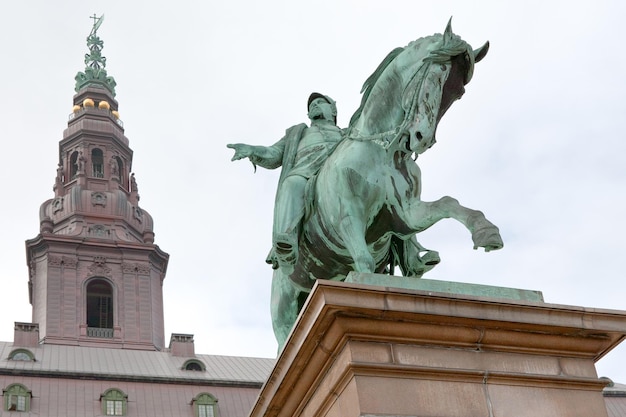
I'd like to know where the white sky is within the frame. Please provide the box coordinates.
[1,1,625,383]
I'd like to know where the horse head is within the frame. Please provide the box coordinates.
[347,20,489,157]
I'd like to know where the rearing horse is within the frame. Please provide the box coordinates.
[271,21,503,348]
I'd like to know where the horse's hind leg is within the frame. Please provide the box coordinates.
[338,212,375,273]
[332,168,379,273]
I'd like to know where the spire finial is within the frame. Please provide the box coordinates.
[74,14,117,96]
[85,14,106,71]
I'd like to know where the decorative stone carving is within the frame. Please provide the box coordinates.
[62,256,78,269]
[88,259,112,278]
[121,262,133,273]
[109,157,119,178]
[121,262,151,274]
[91,191,107,207]
[28,260,35,280]
[52,197,64,214]
[47,255,77,268]
[130,173,138,192]
[48,256,62,267]
[133,206,143,223]
[77,151,86,174]
[89,224,111,238]
[54,164,64,191]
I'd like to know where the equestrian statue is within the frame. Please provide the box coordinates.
[228,20,503,350]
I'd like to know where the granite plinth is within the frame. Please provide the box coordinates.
[250,276,626,417]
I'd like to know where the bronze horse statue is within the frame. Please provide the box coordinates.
[267,22,503,348]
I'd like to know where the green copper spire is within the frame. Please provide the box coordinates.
[74,14,117,96]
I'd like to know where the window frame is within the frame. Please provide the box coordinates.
[182,359,206,371]
[193,393,218,417]
[100,388,128,416]
[8,348,35,362]
[86,277,115,337]
[69,150,79,179]
[3,383,31,412]
[91,148,105,178]
[115,156,124,185]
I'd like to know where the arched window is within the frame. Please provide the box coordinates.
[115,156,124,184]
[69,151,79,179]
[86,279,114,338]
[3,383,31,412]
[192,393,218,417]
[92,148,104,178]
[183,359,206,371]
[101,388,127,416]
[8,349,35,362]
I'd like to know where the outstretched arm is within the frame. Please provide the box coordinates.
[227,140,285,170]
[227,143,255,161]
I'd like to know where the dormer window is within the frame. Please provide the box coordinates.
[8,349,35,362]
[92,148,104,178]
[183,359,206,371]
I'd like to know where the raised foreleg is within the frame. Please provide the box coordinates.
[405,196,503,251]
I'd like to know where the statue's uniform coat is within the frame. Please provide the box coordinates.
[249,123,307,185]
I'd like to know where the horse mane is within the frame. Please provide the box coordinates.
[348,46,404,128]
[347,32,473,142]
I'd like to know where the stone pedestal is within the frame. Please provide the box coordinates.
[250,274,626,417]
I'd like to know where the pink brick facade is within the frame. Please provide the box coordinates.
[25,82,169,351]
[0,374,263,417]
[26,239,168,350]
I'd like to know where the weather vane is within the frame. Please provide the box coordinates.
[90,14,104,36]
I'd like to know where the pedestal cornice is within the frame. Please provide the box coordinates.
[250,276,626,417]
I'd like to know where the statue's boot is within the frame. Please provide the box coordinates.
[265,248,279,270]
[420,250,440,273]
[274,232,298,275]
[421,249,441,270]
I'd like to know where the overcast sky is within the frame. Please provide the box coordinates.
[1,1,625,383]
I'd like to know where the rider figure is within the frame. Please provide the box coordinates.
[228,93,343,272]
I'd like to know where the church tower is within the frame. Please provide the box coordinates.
[24,16,169,351]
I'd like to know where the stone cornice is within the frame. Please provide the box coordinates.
[0,367,263,388]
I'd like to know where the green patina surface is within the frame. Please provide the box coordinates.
[75,14,117,96]
[345,272,544,302]
[229,20,504,350]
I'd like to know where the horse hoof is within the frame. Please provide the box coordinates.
[421,250,440,266]
[472,227,503,252]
